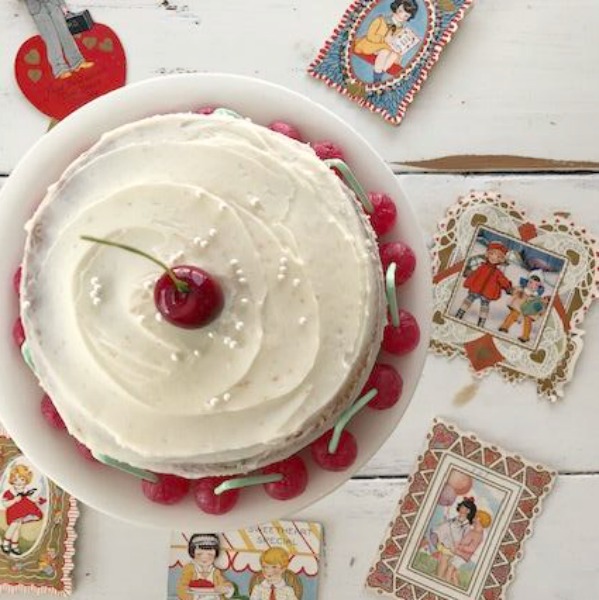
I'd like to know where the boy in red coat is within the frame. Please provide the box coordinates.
[455,241,513,328]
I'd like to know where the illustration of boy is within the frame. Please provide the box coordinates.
[249,547,301,600]
[498,271,548,343]
[446,510,493,588]
[455,241,513,328]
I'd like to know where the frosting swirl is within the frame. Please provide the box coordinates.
[21,114,385,476]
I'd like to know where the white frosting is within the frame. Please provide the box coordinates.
[21,114,385,476]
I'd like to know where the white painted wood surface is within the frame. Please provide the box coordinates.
[2,0,599,596]
[0,476,596,599]
[2,0,599,171]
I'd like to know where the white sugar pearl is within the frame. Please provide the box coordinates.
[279,256,288,265]
[299,316,308,326]
[207,397,219,408]
[235,268,244,276]
[208,332,215,339]
[229,258,239,266]
[92,297,101,306]
[249,196,260,207]
[223,392,231,402]
[90,276,99,285]
[277,273,286,281]
[238,277,248,285]
[292,278,301,287]
[199,240,209,248]
[229,340,239,349]
[137,315,146,324]
[155,313,163,322]
[208,228,218,238]
[235,321,244,331]
[223,336,232,345]
[193,237,203,245]
[240,297,249,305]
[170,352,180,362]
[193,350,201,357]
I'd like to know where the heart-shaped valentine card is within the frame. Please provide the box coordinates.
[15,22,126,121]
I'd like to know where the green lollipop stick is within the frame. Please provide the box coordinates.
[386,262,400,327]
[97,455,159,483]
[328,388,378,454]
[324,159,374,214]
[214,473,284,495]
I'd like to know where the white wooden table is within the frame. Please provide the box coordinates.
[2,1,599,598]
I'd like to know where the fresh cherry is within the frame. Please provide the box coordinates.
[154,266,224,329]
[311,429,357,471]
[312,140,345,162]
[382,309,420,356]
[380,242,416,285]
[195,106,215,115]
[142,473,191,505]
[262,456,308,500]
[12,318,25,348]
[368,193,397,237]
[192,476,240,514]
[13,266,22,297]
[80,236,225,330]
[40,394,66,430]
[268,121,303,142]
[361,363,403,410]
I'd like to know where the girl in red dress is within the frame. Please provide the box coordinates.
[2,463,45,555]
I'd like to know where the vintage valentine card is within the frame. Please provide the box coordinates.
[308,0,474,125]
[0,429,78,595]
[168,521,323,599]
[429,191,599,401]
[366,420,555,600]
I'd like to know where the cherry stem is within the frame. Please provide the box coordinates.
[214,473,284,495]
[97,454,159,483]
[80,235,190,293]
[386,262,400,327]
[328,388,378,454]
[324,159,374,214]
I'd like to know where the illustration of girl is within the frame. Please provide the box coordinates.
[446,510,492,588]
[1,463,45,555]
[455,241,513,329]
[249,547,302,600]
[353,0,420,83]
[22,0,94,78]
[430,497,477,581]
[177,533,234,600]
[498,271,548,343]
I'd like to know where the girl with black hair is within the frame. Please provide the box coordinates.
[354,0,420,83]
[177,534,234,600]
[431,496,477,581]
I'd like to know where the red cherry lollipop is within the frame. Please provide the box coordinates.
[380,242,416,285]
[193,477,240,515]
[142,473,191,505]
[12,318,26,348]
[311,429,357,471]
[40,394,66,430]
[381,262,420,356]
[13,266,22,297]
[368,193,397,237]
[80,236,224,329]
[206,455,310,507]
[361,363,403,411]
[261,456,308,500]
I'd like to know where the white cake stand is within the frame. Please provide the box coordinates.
[0,74,431,530]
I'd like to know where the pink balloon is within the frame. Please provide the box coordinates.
[447,471,473,495]
[438,484,457,507]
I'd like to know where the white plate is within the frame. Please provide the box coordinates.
[0,74,431,530]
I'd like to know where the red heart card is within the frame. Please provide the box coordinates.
[15,23,126,121]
